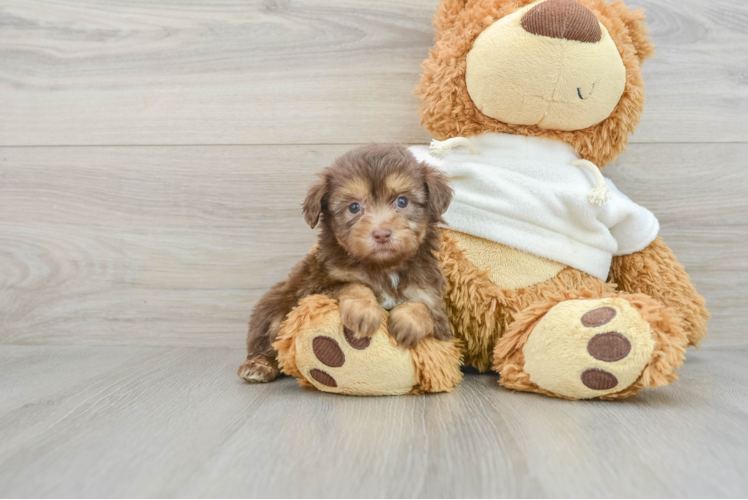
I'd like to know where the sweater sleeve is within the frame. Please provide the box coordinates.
[604,178,660,256]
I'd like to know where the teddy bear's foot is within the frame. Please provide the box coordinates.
[273,295,462,396]
[495,292,689,400]
[521,298,654,399]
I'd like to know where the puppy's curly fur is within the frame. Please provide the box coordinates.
[239,144,454,383]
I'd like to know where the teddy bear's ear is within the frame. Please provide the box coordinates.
[433,0,468,40]
[618,4,655,63]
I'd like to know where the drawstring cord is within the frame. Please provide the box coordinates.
[428,137,478,158]
[430,136,611,207]
[570,159,612,206]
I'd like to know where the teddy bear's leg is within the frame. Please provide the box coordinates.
[272,295,463,396]
[494,289,689,400]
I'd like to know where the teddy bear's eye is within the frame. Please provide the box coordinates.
[348,203,361,214]
[396,197,408,209]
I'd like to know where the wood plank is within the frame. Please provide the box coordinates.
[0,143,744,346]
[0,345,746,497]
[1,0,746,146]
[0,145,345,346]
[608,143,748,340]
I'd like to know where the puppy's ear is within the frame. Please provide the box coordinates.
[423,166,453,218]
[302,178,327,229]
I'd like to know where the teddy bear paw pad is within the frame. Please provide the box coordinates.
[586,331,631,362]
[309,368,338,387]
[343,326,371,350]
[293,313,418,396]
[522,298,655,399]
[312,336,346,367]
[581,306,617,327]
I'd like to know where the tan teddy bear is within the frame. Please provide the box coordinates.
[266,0,710,400]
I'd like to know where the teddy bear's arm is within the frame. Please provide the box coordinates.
[609,237,709,347]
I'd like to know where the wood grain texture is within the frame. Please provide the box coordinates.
[0,145,343,346]
[1,0,746,146]
[0,344,746,498]
[1,143,745,347]
[608,143,748,339]
[1,1,745,498]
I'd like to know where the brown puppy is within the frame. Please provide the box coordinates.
[238,144,454,383]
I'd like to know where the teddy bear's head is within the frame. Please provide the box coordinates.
[416,0,654,167]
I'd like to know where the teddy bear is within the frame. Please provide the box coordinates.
[271,0,710,400]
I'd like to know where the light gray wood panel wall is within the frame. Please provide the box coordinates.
[0,145,338,346]
[1,143,745,346]
[1,0,747,146]
[0,0,746,347]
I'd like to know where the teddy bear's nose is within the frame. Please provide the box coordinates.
[521,0,602,43]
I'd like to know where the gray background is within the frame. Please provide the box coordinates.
[1,0,746,497]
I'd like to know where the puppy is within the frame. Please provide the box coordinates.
[238,144,454,383]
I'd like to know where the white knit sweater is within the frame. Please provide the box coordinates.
[409,133,659,281]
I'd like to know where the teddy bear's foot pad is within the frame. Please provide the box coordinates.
[274,295,462,396]
[523,298,654,399]
[306,328,376,389]
[274,296,419,395]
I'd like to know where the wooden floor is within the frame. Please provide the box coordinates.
[2,0,747,498]
[0,343,745,498]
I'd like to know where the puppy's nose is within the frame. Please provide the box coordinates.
[372,230,392,244]
[521,0,601,43]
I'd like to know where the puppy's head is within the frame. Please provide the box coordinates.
[303,144,452,266]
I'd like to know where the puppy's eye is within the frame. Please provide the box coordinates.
[348,203,361,214]
[396,197,408,209]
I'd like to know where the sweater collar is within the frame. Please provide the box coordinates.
[466,132,581,164]
[427,133,611,206]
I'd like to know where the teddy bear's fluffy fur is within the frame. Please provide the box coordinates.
[416,0,709,399]
[438,233,704,399]
[417,0,654,168]
[263,0,710,399]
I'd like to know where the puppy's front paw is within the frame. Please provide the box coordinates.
[339,298,382,338]
[388,303,434,349]
[238,356,279,383]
